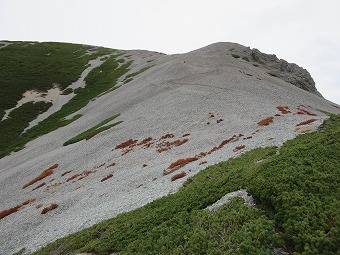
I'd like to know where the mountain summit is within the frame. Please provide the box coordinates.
[0,41,339,255]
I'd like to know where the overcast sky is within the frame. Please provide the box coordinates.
[1,0,339,104]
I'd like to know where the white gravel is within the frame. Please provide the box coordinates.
[0,42,340,255]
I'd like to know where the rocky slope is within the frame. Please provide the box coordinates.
[0,41,339,255]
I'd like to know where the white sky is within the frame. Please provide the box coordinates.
[1,0,339,105]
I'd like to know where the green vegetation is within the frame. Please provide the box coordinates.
[122,65,155,83]
[0,41,113,120]
[0,101,52,154]
[0,42,132,158]
[61,88,73,95]
[232,54,240,59]
[64,114,122,146]
[32,114,340,254]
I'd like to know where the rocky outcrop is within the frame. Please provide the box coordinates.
[251,48,323,97]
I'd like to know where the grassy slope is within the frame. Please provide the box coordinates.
[63,114,122,146]
[0,42,131,158]
[32,113,340,255]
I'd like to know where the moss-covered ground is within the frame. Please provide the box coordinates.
[0,42,131,158]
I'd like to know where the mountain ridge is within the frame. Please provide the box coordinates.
[0,41,339,255]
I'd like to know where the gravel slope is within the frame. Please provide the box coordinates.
[0,42,339,255]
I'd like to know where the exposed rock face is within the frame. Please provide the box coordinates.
[251,48,323,97]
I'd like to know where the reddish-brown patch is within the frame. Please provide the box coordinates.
[66,170,95,182]
[160,134,175,140]
[121,148,133,156]
[163,157,198,175]
[296,119,317,127]
[32,182,46,191]
[46,182,63,190]
[296,106,318,116]
[276,106,291,114]
[258,117,274,126]
[233,145,246,152]
[61,170,72,177]
[21,198,36,206]
[95,163,106,169]
[207,135,240,154]
[0,199,36,220]
[22,164,59,189]
[0,205,21,220]
[86,133,97,140]
[198,152,207,157]
[36,204,43,209]
[115,139,138,149]
[216,119,223,123]
[156,139,189,153]
[182,133,190,137]
[101,174,113,182]
[210,114,215,118]
[106,162,116,168]
[171,172,187,181]
[199,161,207,165]
[137,137,153,146]
[41,203,58,214]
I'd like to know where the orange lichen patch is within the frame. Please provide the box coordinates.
[86,133,97,140]
[156,139,189,153]
[22,164,59,189]
[296,119,317,127]
[258,117,274,126]
[66,170,95,182]
[106,162,116,168]
[216,119,223,123]
[233,145,246,152]
[41,203,58,214]
[182,133,190,137]
[199,161,207,165]
[276,106,291,114]
[0,198,36,220]
[171,172,187,181]
[101,174,113,182]
[61,170,72,177]
[32,182,46,191]
[115,139,138,150]
[160,134,175,140]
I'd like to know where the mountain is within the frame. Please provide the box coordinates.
[0,41,339,255]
